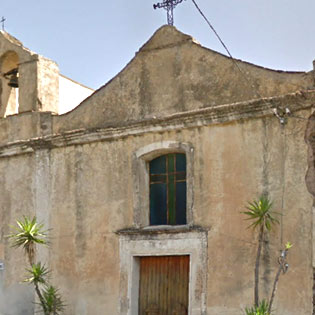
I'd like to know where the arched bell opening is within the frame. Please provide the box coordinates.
[0,51,19,117]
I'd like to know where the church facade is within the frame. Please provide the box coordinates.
[0,26,315,315]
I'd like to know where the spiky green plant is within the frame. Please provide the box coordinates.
[7,216,47,265]
[243,197,279,231]
[242,196,279,307]
[245,299,270,315]
[41,285,65,315]
[24,262,50,312]
[24,262,49,285]
[8,216,65,314]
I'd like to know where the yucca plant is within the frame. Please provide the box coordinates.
[41,285,65,315]
[7,216,47,265]
[245,299,270,315]
[242,196,279,307]
[24,262,50,312]
[24,262,49,285]
[8,216,65,314]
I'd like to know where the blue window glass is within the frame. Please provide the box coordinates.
[149,153,186,225]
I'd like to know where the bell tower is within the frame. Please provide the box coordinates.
[0,31,59,118]
[0,50,19,116]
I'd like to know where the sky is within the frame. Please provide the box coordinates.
[2,0,315,90]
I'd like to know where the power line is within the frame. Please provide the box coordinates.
[279,125,287,247]
[191,0,266,101]
[191,1,311,123]
[191,0,232,60]
[190,0,298,250]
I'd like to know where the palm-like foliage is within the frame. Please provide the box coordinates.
[8,216,65,314]
[243,196,279,231]
[41,285,65,315]
[7,216,47,265]
[24,262,49,285]
[242,196,279,307]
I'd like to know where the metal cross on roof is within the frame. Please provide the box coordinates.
[153,0,185,26]
[0,17,6,31]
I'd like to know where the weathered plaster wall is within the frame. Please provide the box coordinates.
[0,107,305,314]
[0,112,53,146]
[0,154,35,315]
[0,94,313,315]
[49,140,132,314]
[200,112,312,315]
[53,26,314,133]
[0,26,314,315]
[36,55,59,113]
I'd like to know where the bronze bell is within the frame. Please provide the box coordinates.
[4,68,19,88]
[8,73,18,88]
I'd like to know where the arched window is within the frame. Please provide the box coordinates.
[149,153,186,225]
[133,141,193,228]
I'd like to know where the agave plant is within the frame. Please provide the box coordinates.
[242,196,279,307]
[7,216,47,265]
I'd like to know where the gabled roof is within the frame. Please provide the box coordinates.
[53,26,314,133]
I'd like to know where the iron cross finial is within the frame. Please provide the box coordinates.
[153,0,185,26]
[0,17,6,31]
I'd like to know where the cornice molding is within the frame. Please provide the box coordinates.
[0,90,314,158]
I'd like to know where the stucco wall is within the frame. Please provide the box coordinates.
[0,26,314,315]
[50,109,312,314]
[0,106,311,314]
[0,154,35,315]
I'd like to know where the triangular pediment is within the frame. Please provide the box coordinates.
[54,26,313,133]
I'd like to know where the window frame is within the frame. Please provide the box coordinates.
[149,153,187,225]
[133,141,194,228]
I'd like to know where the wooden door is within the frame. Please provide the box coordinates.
[139,256,189,315]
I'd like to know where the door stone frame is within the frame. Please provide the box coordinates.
[118,228,208,315]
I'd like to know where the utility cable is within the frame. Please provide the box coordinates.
[191,0,313,125]
[191,0,233,60]
[279,125,287,247]
[191,0,267,101]
[191,0,296,250]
